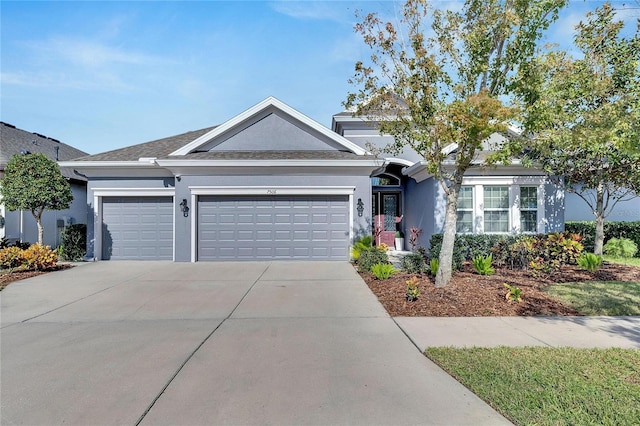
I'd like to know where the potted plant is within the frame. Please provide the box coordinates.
[395,231,405,251]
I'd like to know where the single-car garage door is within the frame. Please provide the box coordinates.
[102,196,173,260]
[198,195,349,261]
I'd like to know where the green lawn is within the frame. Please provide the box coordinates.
[603,255,640,267]
[545,281,640,316]
[425,347,640,426]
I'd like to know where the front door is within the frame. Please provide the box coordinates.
[372,192,401,246]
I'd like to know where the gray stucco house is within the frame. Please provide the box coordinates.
[60,97,638,261]
[0,122,88,248]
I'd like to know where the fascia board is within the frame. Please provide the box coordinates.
[155,159,382,168]
[189,186,355,196]
[58,161,157,168]
[169,97,369,156]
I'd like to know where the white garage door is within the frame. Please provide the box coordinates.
[198,195,349,261]
[102,196,173,260]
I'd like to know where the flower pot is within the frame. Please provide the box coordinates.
[395,237,404,251]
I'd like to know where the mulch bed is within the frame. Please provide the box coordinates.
[361,262,640,317]
[0,264,73,290]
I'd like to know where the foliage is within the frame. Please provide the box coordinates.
[0,153,73,245]
[566,221,640,257]
[425,347,640,426]
[351,235,374,261]
[395,230,404,238]
[346,0,566,287]
[0,246,26,270]
[429,233,520,271]
[357,248,390,273]
[409,227,422,252]
[405,276,420,302]
[400,253,427,274]
[58,224,87,261]
[603,237,638,258]
[514,3,640,255]
[428,258,439,277]
[0,238,31,250]
[577,253,603,273]
[378,242,390,252]
[546,281,640,316]
[23,244,58,271]
[472,254,494,275]
[371,263,397,280]
[503,283,522,302]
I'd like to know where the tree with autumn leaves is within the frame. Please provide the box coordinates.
[346,0,568,287]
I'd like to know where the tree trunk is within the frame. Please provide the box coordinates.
[34,209,45,245]
[435,184,460,288]
[593,183,605,256]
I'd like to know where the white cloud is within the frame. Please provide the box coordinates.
[269,1,351,22]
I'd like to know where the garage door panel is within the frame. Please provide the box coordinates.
[102,196,173,260]
[198,195,349,261]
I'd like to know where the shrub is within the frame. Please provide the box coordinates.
[23,244,58,271]
[429,258,439,276]
[409,227,422,251]
[406,276,420,301]
[577,253,603,272]
[0,246,26,269]
[357,248,389,273]
[472,254,495,275]
[351,235,373,261]
[400,253,426,274]
[371,263,397,279]
[428,234,465,271]
[566,221,640,257]
[58,224,87,261]
[603,237,638,258]
[504,283,522,302]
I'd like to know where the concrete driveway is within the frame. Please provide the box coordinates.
[1,262,508,425]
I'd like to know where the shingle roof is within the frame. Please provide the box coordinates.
[73,126,217,162]
[0,122,89,180]
[73,126,376,162]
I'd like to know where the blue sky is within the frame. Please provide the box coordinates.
[1,1,637,155]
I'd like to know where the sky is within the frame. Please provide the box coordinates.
[1,0,638,155]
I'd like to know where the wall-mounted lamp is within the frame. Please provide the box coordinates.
[356,198,364,217]
[180,199,189,217]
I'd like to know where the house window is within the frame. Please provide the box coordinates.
[520,186,538,233]
[456,186,474,233]
[484,186,509,232]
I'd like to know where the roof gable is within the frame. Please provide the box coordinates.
[170,97,367,156]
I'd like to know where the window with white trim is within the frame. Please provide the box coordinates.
[456,186,474,233]
[483,186,509,233]
[520,186,538,233]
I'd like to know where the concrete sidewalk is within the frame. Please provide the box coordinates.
[395,316,640,351]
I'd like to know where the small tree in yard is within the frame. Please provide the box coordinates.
[346,0,566,287]
[0,153,73,245]
[515,2,640,255]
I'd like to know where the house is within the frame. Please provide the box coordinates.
[59,98,381,261]
[0,122,88,248]
[59,97,637,262]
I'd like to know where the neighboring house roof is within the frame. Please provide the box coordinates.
[0,122,89,181]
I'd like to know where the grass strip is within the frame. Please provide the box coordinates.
[545,281,640,316]
[425,347,640,426]
[603,256,640,268]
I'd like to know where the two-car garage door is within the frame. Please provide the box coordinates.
[197,195,349,261]
[101,195,350,261]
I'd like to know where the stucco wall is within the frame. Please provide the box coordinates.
[403,178,436,250]
[564,189,640,222]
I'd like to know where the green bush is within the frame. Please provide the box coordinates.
[400,253,426,274]
[58,224,87,261]
[429,258,439,276]
[577,253,603,272]
[430,233,521,271]
[357,248,389,273]
[371,263,396,279]
[472,254,495,275]
[603,237,638,258]
[566,221,640,257]
[351,235,373,261]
